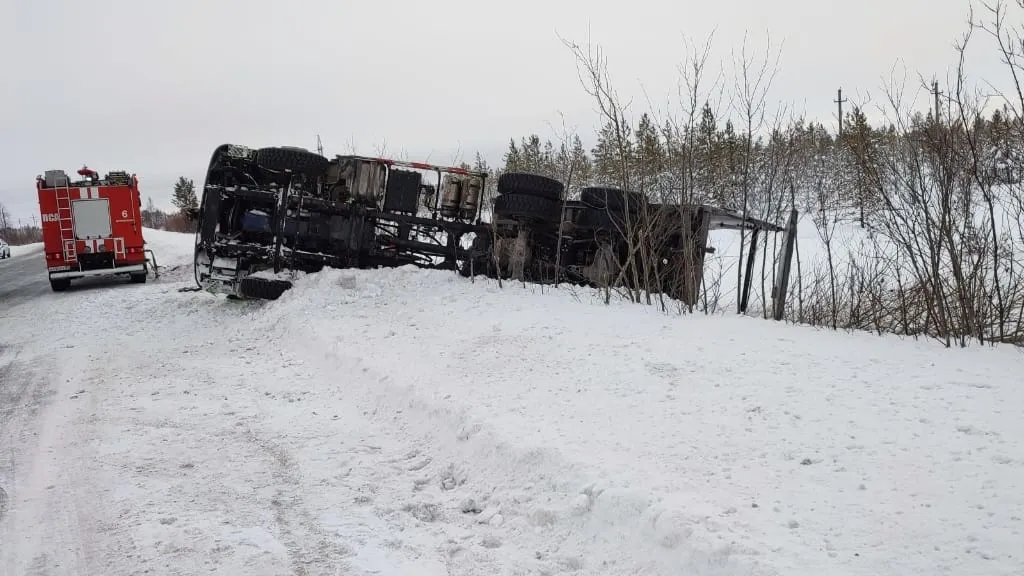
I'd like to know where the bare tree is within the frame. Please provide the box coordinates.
[730,31,783,313]
[0,202,10,237]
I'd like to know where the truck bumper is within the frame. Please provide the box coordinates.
[202,276,242,296]
[48,263,147,280]
[196,255,244,296]
[196,254,293,299]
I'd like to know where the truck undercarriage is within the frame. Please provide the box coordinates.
[194,143,796,312]
[194,144,491,299]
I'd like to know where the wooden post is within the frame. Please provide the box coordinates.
[772,208,799,321]
[684,207,712,306]
[738,227,759,314]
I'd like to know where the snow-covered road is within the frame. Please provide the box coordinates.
[1,229,1022,576]
[0,244,47,312]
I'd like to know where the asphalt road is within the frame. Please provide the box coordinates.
[0,245,48,313]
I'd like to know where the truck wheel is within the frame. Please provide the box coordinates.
[497,172,564,201]
[238,276,292,300]
[129,272,147,284]
[254,146,330,176]
[580,187,645,214]
[493,193,559,224]
[49,278,70,292]
[580,206,631,234]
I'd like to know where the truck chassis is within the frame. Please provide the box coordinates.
[194,144,492,299]
[194,143,795,311]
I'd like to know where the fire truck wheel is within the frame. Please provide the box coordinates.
[254,146,330,176]
[492,193,560,224]
[129,272,147,284]
[580,186,645,214]
[49,278,70,292]
[496,172,564,201]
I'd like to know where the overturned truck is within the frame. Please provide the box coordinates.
[468,178,794,309]
[194,144,491,299]
[193,144,796,314]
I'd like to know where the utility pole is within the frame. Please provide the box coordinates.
[835,88,848,137]
[834,87,862,227]
[932,80,942,123]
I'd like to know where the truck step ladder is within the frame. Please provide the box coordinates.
[56,184,76,261]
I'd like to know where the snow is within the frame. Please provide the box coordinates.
[8,241,42,258]
[701,213,866,315]
[248,268,304,282]
[1,226,1022,576]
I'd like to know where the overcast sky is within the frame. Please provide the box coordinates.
[0,0,1012,223]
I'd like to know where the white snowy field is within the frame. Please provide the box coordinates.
[8,243,40,258]
[0,228,1022,576]
[701,213,878,317]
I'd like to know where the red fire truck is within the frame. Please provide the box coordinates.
[36,166,151,292]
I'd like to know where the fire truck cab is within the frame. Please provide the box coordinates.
[36,166,150,292]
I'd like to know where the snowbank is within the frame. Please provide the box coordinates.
[3,229,187,262]
[2,227,1022,576]
[262,265,1024,576]
[8,242,42,258]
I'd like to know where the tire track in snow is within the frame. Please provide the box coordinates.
[0,338,106,576]
[258,335,598,575]
[0,486,7,523]
[0,343,18,527]
[252,270,779,576]
[0,342,69,570]
[243,424,355,575]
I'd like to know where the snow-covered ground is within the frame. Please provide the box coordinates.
[8,242,42,259]
[0,227,1022,576]
[701,213,869,316]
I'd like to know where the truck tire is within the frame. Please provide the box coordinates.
[497,172,564,201]
[580,207,630,234]
[493,192,559,223]
[49,278,70,292]
[129,272,147,284]
[254,146,330,176]
[580,187,644,214]
[238,276,292,300]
